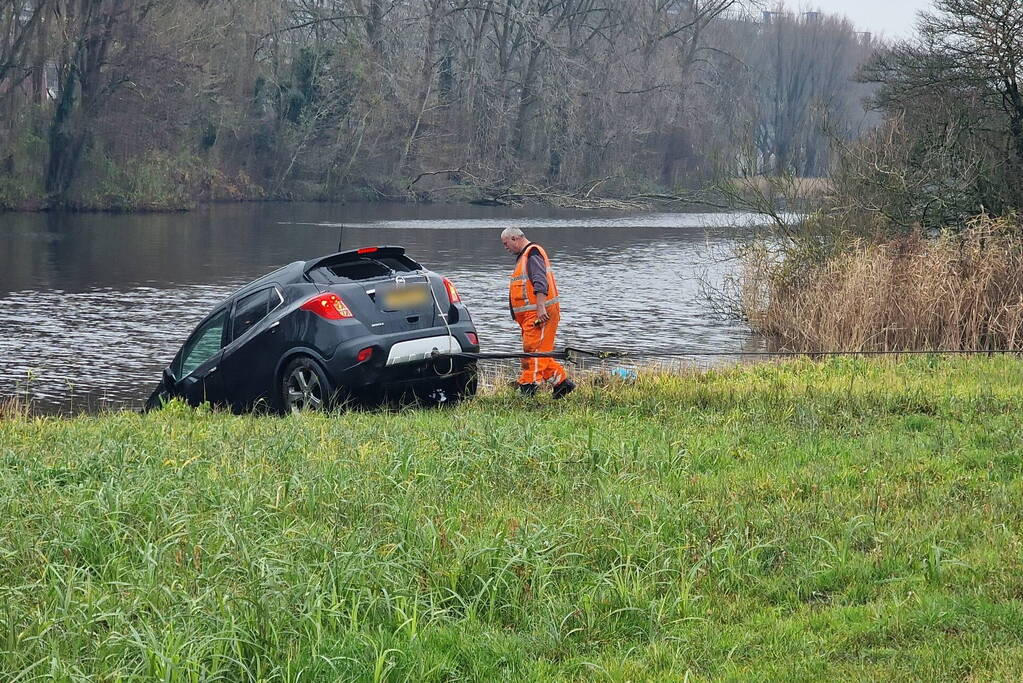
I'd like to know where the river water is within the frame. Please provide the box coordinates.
[1,202,763,413]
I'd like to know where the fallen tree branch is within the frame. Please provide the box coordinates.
[404,169,732,211]
[406,168,471,191]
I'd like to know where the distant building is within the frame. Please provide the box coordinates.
[749,10,833,27]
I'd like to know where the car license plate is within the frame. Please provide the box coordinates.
[383,285,429,310]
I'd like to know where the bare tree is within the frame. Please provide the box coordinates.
[0,0,50,114]
[738,10,873,177]
[0,0,881,208]
[863,0,1023,209]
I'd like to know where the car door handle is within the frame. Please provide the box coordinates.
[268,321,280,332]
[208,366,218,375]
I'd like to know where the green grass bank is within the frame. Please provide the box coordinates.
[2,357,1023,680]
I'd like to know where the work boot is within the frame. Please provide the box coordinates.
[517,383,539,396]
[552,378,576,399]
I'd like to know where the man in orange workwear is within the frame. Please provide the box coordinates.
[501,227,576,398]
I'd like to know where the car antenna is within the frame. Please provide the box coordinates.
[337,223,344,252]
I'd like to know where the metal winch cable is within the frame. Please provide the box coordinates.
[442,345,1023,363]
[426,273,459,377]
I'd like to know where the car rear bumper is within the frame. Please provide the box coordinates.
[385,334,462,365]
[320,322,479,391]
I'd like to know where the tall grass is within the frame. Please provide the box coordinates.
[2,357,1023,679]
[0,395,29,420]
[740,216,1023,351]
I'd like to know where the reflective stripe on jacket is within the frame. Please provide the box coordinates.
[509,243,560,315]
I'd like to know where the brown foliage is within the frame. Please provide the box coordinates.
[2,1,878,207]
[0,395,29,420]
[740,216,1023,351]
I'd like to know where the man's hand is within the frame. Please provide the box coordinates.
[535,294,549,324]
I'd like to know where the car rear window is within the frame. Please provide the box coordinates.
[312,255,421,282]
[230,287,282,342]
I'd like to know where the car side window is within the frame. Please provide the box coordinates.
[230,288,273,342]
[178,310,227,378]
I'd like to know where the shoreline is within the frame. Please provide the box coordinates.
[0,179,823,216]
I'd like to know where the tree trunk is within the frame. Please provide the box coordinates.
[45,0,122,203]
[45,64,84,200]
[512,43,542,159]
[31,2,49,105]
[398,0,441,174]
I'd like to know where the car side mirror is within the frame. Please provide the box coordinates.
[163,367,176,387]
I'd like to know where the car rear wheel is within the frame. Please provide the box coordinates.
[279,357,332,414]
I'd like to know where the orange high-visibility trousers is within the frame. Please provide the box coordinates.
[515,306,568,385]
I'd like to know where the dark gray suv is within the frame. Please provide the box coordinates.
[146,246,480,413]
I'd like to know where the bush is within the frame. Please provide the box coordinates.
[71,148,198,211]
[0,117,46,209]
[739,215,1023,351]
[68,149,265,211]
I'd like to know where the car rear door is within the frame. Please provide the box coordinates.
[329,273,444,336]
[306,251,442,335]
[219,286,287,409]
[173,308,228,406]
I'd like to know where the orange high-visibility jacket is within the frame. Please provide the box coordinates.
[509,243,560,316]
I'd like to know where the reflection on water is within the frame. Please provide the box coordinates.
[0,202,761,413]
[293,211,771,231]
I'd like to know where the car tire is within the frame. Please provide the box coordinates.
[278,356,333,414]
[143,380,171,413]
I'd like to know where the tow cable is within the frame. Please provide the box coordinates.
[438,347,623,362]
[435,346,1023,363]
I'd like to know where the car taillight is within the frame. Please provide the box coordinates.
[442,277,461,303]
[356,347,373,363]
[300,293,354,320]
[466,332,478,346]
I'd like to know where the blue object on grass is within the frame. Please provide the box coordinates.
[611,367,638,381]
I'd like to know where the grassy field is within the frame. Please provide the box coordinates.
[2,357,1023,680]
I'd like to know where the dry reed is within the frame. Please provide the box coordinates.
[740,215,1023,351]
[732,175,835,200]
[0,395,30,420]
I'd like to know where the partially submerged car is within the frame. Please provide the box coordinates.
[146,246,480,413]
